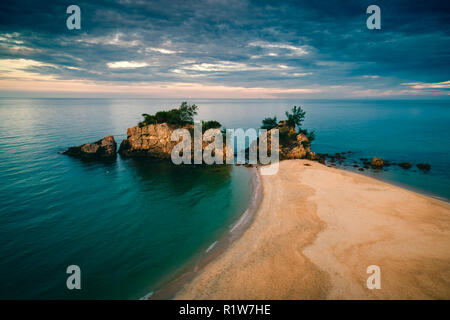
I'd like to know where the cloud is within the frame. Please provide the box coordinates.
[77,33,141,47]
[248,41,310,57]
[0,0,448,98]
[107,61,149,69]
[180,61,289,73]
[146,47,179,54]
[402,80,450,89]
[0,58,58,80]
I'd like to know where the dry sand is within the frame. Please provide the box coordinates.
[174,160,450,299]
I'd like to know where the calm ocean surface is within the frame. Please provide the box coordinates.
[0,98,449,299]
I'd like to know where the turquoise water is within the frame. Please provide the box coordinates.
[0,98,449,299]
[0,98,254,299]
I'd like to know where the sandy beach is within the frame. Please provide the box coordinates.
[174,160,450,299]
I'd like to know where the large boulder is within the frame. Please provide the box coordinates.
[118,123,177,158]
[118,123,232,162]
[281,132,310,159]
[247,121,311,161]
[64,135,117,159]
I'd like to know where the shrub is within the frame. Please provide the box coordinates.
[139,102,198,126]
[299,129,315,148]
[202,120,222,132]
[261,116,278,130]
[139,113,156,127]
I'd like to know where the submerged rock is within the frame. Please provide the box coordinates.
[417,163,431,171]
[371,157,384,168]
[398,162,412,169]
[64,135,117,159]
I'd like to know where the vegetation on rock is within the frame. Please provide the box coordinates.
[260,105,315,148]
[139,102,199,127]
[261,116,278,130]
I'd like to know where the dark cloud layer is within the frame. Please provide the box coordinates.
[0,0,449,96]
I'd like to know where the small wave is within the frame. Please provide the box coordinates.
[206,241,218,253]
[139,291,154,300]
[230,209,249,233]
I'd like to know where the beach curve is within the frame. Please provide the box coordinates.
[174,160,450,299]
[148,166,263,299]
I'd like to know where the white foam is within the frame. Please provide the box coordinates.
[139,291,154,300]
[206,240,218,253]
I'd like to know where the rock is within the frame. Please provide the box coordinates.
[307,152,317,160]
[119,123,179,158]
[358,168,364,171]
[371,157,384,168]
[417,163,431,171]
[64,135,117,159]
[398,162,412,169]
[281,132,310,159]
[118,123,232,162]
[248,121,311,161]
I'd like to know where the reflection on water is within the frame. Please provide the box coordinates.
[126,158,233,195]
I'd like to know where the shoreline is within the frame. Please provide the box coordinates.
[173,159,450,299]
[329,163,449,204]
[147,166,263,299]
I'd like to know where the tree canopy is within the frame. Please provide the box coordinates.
[261,116,278,130]
[285,105,306,128]
[139,102,198,127]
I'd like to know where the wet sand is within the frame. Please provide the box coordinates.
[174,160,450,299]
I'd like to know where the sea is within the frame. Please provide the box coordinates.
[0,98,448,299]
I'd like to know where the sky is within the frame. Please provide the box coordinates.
[0,0,449,99]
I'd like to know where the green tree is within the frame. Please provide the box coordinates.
[179,101,198,124]
[139,113,156,127]
[139,102,198,126]
[261,116,278,130]
[285,106,306,128]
